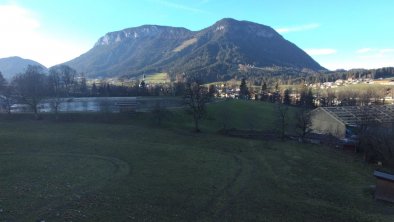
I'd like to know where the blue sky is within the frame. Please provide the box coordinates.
[0,0,393,70]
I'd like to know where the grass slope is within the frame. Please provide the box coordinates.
[167,100,298,133]
[144,72,170,84]
[0,101,393,221]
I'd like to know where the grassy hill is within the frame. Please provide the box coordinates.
[160,100,298,134]
[0,101,393,221]
[144,72,171,84]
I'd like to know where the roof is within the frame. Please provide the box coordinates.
[316,105,394,127]
[374,170,394,182]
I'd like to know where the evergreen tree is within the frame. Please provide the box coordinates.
[208,84,216,99]
[260,81,269,101]
[261,81,267,93]
[91,83,98,96]
[283,89,291,105]
[79,76,88,96]
[299,86,314,108]
[306,88,314,108]
[239,78,249,100]
[139,80,147,96]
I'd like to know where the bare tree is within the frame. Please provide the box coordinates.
[360,124,394,168]
[359,88,373,106]
[0,72,14,114]
[326,89,336,106]
[13,65,48,119]
[376,87,387,105]
[295,108,312,142]
[48,69,64,119]
[48,65,77,119]
[1,84,16,114]
[276,102,289,140]
[54,65,76,95]
[355,106,394,167]
[184,79,209,132]
[337,89,357,106]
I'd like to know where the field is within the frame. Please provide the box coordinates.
[144,72,170,84]
[0,100,393,221]
[329,83,394,94]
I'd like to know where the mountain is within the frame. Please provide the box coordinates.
[65,18,326,81]
[0,56,47,79]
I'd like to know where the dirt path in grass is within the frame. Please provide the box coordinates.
[195,153,258,220]
[213,154,258,220]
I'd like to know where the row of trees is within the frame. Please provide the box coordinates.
[0,65,202,119]
[238,78,315,108]
[0,66,214,128]
[355,107,394,168]
[0,65,79,119]
[239,76,392,108]
[239,66,394,86]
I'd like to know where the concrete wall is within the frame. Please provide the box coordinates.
[310,108,346,139]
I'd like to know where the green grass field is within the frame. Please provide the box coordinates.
[144,73,170,84]
[0,100,393,221]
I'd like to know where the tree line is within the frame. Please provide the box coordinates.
[0,65,197,118]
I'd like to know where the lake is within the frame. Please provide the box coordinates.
[10,97,184,113]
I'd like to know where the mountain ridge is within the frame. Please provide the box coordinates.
[65,18,326,81]
[0,56,47,79]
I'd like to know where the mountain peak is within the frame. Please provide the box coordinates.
[215,18,239,25]
[210,18,279,39]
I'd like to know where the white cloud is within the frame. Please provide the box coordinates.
[380,48,394,54]
[0,3,90,67]
[305,48,337,56]
[356,48,373,54]
[0,4,40,31]
[276,23,320,34]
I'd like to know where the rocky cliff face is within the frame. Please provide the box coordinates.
[94,25,192,46]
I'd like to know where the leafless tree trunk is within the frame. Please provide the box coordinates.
[295,108,312,142]
[1,85,16,114]
[184,79,209,132]
[12,65,47,119]
[48,65,77,120]
[276,102,289,140]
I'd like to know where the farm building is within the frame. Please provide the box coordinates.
[310,105,394,139]
[373,170,394,203]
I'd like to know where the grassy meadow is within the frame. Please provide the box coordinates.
[0,100,393,221]
[144,73,171,84]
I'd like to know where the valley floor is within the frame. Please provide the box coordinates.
[0,102,393,221]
